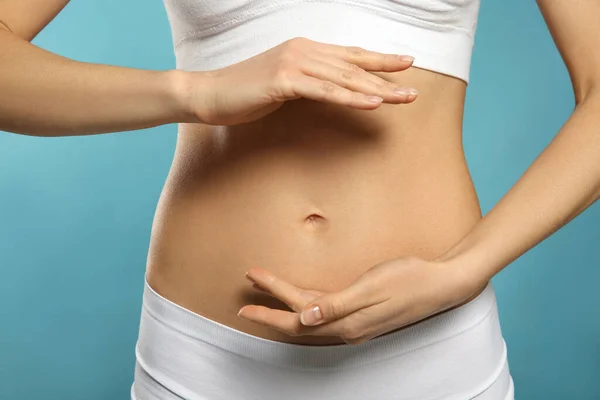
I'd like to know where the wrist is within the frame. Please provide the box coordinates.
[435,241,494,291]
[164,69,209,124]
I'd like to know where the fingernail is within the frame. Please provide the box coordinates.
[395,87,418,96]
[398,55,414,62]
[393,87,410,95]
[301,305,322,326]
[366,95,383,103]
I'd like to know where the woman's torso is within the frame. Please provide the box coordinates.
[145,65,483,345]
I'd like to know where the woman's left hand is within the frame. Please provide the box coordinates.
[238,256,486,345]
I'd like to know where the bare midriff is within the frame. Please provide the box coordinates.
[145,66,483,345]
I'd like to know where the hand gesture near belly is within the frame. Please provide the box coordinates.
[181,37,418,126]
[238,257,486,345]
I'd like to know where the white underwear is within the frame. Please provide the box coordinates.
[131,278,514,400]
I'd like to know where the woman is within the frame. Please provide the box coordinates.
[1,0,598,399]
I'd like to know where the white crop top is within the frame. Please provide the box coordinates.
[163,0,480,84]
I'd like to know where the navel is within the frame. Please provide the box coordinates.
[304,213,327,225]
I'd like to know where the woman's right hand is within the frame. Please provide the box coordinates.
[178,37,419,126]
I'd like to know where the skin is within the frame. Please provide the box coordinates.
[238,0,600,344]
[1,0,599,349]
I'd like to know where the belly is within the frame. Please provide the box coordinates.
[145,67,482,345]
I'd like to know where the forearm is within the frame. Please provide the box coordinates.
[436,89,600,281]
[0,28,196,137]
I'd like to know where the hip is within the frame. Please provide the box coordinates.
[131,277,514,400]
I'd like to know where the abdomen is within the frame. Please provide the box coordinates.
[145,67,482,345]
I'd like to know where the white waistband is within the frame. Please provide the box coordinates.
[141,277,498,371]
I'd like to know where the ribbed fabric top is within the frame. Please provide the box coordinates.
[163,0,480,84]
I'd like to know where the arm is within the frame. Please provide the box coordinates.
[0,1,417,137]
[232,2,600,343]
[435,0,600,281]
[0,0,195,137]
[234,1,600,343]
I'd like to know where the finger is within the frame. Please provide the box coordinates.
[245,268,324,312]
[314,42,415,72]
[251,282,321,299]
[313,54,417,97]
[237,305,342,337]
[310,50,402,86]
[299,280,383,326]
[300,58,418,104]
[238,303,383,340]
[251,283,269,293]
[286,74,387,110]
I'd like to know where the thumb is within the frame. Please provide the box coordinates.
[299,280,375,326]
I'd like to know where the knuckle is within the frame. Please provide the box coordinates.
[278,40,304,64]
[277,48,297,67]
[346,46,365,59]
[273,61,296,85]
[328,297,346,318]
[339,322,359,340]
[269,71,295,100]
[320,80,337,94]
[273,60,294,81]
[285,36,310,50]
[339,69,354,82]
[347,62,364,74]
[341,326,370,345]
[373,82,386,93]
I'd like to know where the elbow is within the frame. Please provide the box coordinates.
[0,18,37,42]
[573,77,600,106]
[0,19,12,34]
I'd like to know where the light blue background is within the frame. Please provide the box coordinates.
[0,1,598,399]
